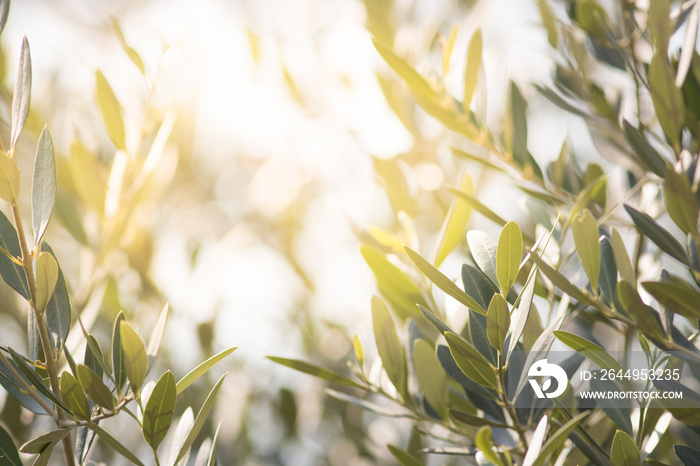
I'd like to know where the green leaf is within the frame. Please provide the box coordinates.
[95,70,126,151]
[553,331,623,372]
[599,237,617,303]
[119,321,148,393]
[622,120,668,177]
[206,420,222,466]
[0,425,21,466]
[372,39,438,102]
[507,267,537,359]
[405,246,486,315]
[41,243,71,354]
[76,364,115,412]
[89,425,145,466]
[475,426,504,466]
[649,0,671,51]
[267,356,364,389]
[0,152,21,202]
[0,354,49,415]
[676,445,700,466]
[30,444,54,466]
[665,169,699,236]
[611,228,635,284]
[10,37,31,149]
[387,444,423,466]
[60,372,90,420]
[143,371,176,451]
[20,429,70,454]
[174,373,227,464]
[34,251,57,313]
[84,334,105,379]
[326,389,415,418]
[147,302,170,359]
[449,409,508,428]
[461,264,498,310]
[486,294,509,352]
[463,28,482,109]
[434,173,473,267]
[441,24,459,77]
[0,211,28,300]
[413,339,447,417]
[649,52,685,148]
[496,221,522,294]
[110,17,146,75]
[418,305,456,335]
[642,280,700,320]
[450,188,508,227]
[522,415,549,466]
[111,311,126,393]
[372,296,407,396]
[176,347,236,395]
[618,281,666,341]
[361,245,426,321]
[590,376,634,436]
[610,430,641,466]
[624,205,689,265]
[537,0,558,47]
[572,209,600,292]
[31,127,56,247]
[0,0,9,37]
[444,332,498,389]
[467,230,499,286]
[532,411,589,466]
[7,347,72,415]
[531,252,596,307]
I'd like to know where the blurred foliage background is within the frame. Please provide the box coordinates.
[0,0,644,464]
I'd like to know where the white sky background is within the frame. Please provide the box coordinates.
[4,0,560,371]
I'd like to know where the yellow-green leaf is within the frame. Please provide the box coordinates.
[372,39,437,102]
[143,371,176,451]
[496,221,522,294]
[486,294,510,352]
[434,173,473,267]
[353,334,364,369]
[475,426,504,466]
[20,429,70,454]
[0,152,21,202]
[463,28,482,109]
[553,331,623,372]
[665,169,699,236]
[441,24,459,77]
[76,364,115,412]
[95,70,126,151]
[610,430,641,466]
[60,372,90,420]
[572,209,600,292]
[649,52,685,148]
[34,251,58,313]
[413,339,447,417]
[611,228,635,284]
[176,347,236,395]
[119,321,148,393]
[372,296,406,396]
[444,332,497,389]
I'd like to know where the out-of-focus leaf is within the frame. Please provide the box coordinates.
[326,389,415,418]
[373,157,415,217]
[388,443,423,466]
[372,39,438,102]
[418,305,455,336]
[467,230,499,286]
[611,228,635,284]
[434,173,473,267]
[451,147,506,173]
[76,364,115,412]
[206,420,222,466]
[119,321,148,393]
[537,0,558,47]
[599,237,617,303]
[441,24,459,77]
[405,247,486,315]
[60,372,90,420]
[532,411,589,466]
[31,127,56,247]
[110,17,146,75]
[622,120,668,177]
[496,221,522,295]
[590,375,634,435]
[522,415,549,466]
[372,296,407,395]
[572,209,600,292]
[507,267,537,359]
[0,425,21,466]
[676,445,700,466]
[624,205,689,265]
[10,37,31,149]
[267,356,364,389]
[618,281,666,341]
[174,373,227,464]
[147,302,170,359]
[414,339,447,417]
[649,52,685,148]
[143,371,176,451]
[95,70,126,151]
[463,29,482,109]
[33,251,57,313]
[89,425,145,466]
[168,408,194,466]
[486,294,509,352]
[361,245,426,321]
[445,332,497,389]
[584,164,606,207]
[649,0,671,54]
[665,169,699,236]
[0,152,20,202]
[450,409,507,428]
[475,426,503,466]
[553,331,623,372]
[20,429,70,454]
[111,311,126,393]
[643,280,700,320]
[676,2,699,87]
[177,347,236,395]
[450,189,507,226]
[42,243,71,354]
[610,430,641,466]
[0,0,9,38]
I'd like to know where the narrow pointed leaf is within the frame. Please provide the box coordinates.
[497,221,522,294]
[665,169,699,236]
[119,321,148,393]
[147,303,170,358]
[467,230,499,286]
[143,371,176,450]
[676,445,700,466]
[60,372,90,420]
[41,243,71,354]
[0,0,9,37]
[0,210,28,299]
[434,173,473,267]
[76,364,115,412]
[20,429,70,454]
[413,339,447,417]
[372,296,406,395]
[0,153,20,203]
[7,347,71,414]
[507,267,537,358]
[622,120,667,177]
[387,444,423,466]
[572,209,600,292]
[449,409,508,428]
[0,425,21,466]
[445,332,497,389]
[0,355,49,415]
[10,37,31,149]
[649,52,684,147]
[267,356,364,389]
[624,205,689,265]
[590,376,634,435]
[111,311,126,393]
[450,188,508,226]
[32,127,56,246]
[553,331,623,372]
[372,39,437,101]
[84,334,105,379]
[642,281,700,320]
[523,415,549,466]
[176,347,236,395]
[405,246,486,314]
[174,373,227,464]
[610,430,641,466]
[89,425,145,466]
[486,294,509,352]
[531,252,596,306]
[95,70,125,151]
[34,252,57,313]
[532,411,590,466]
[611,228,635,284]
[463,29,482,108]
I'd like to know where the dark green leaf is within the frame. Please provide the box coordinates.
[618,281,666,341]
[624,204,689,265]
[610,430,641,466]
[387,444,423,466]
[449,409,507,428]
[177,347,236,394]
[622,120,668,177]
[84,334,104,379]
[111,311,126,393]
[267,356,364,389]
[590,376,634,436]
[461,264,497,311]
[445,332,497,389]
[89,425,145,466]
[143,371,176,450]
[418,305,455,335]
[31,127,56,246]
[20,429,70,454]
[531,252,596,306]
[469,310,497,364]
[10,37,31,149]
[676,445,700,466]
[0,210,29,299]
[41,243,70,354]
[486,294,509,352]
[0,0,9,38]
[0,425,21,466]
[599,237,617,303]
[643,280,700,320]
[76,364,115,412]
